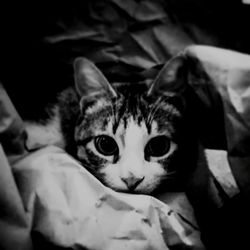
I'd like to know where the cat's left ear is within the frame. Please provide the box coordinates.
[147,53,187,96]
[74,57,117,98]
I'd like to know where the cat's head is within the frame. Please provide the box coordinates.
[73,56,198,194]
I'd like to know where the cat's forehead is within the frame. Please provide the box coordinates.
[78,85,183,139]
[112,117,158,143]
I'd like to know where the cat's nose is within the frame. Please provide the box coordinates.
[121,176,145,191]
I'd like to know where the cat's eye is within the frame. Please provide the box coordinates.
[94,135,119,156]
[145,136,170,157]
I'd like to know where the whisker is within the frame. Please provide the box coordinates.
[166,170,178,175]
[161,171,178,180]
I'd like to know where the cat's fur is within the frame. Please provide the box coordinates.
[25,55,200,195]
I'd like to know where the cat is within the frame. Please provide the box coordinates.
[25,55,200,195]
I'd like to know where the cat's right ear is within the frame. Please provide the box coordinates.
[74,57,117,98]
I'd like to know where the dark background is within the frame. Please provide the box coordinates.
[0,0,250,120]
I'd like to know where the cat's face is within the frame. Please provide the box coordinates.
[73,56,195,194]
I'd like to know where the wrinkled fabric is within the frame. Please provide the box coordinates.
[44,0,194,79]
[185,46,250,191]
[0,144,205,250]
[0,84,26,156]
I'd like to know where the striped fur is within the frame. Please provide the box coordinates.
[26,55,199,195]
[71,81,196,194]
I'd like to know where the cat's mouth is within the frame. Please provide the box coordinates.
[117,189,145,195]
[110,185,154,195]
